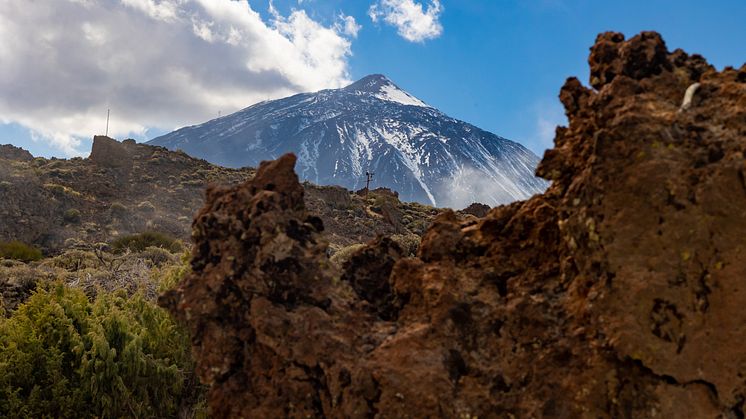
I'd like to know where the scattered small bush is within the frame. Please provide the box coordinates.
[42,250,100,271]
[43,183,81,197]
[0,241,42,263]
[63,208,81,224]
[139,246,177,267]
[391,233,421,257]
[330,243,367,269]
[109,202,128,218]
[137,201,156,213]
[0,283,203,418]
[110,232,183,254]
[409,219,431,236]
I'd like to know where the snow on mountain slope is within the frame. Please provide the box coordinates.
[148,74,548,208]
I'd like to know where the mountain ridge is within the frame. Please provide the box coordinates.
[149,74,548,208]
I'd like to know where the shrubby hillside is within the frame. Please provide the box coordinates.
[0,136,447,254]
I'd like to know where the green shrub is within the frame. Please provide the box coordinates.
[139,246,177,267]
[43,183,81,197]
[156,252,192,294]
[109,203,128,219]
[391,233,421,257]
[42,250,100,271]
[330,243,367,269]
[0,283,202,418]
[63,209,81,224]
[110,232,183,254]
[137,201,156,213]
[0,241,42,263]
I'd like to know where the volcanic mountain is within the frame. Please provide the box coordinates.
[149,74,548,207]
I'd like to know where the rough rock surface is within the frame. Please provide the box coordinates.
[164,31,746,417]
[340,236,404,320]
[0,144,33,161]
[89,135,134,168]
[460,202,491,218]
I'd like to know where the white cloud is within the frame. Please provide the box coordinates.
[0,0,355,156]
[336,14,361,38]
[438,165,535,210]
[369,0,442,43]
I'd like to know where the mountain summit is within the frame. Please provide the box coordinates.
[148,75,548,207]
[342,74,430,107]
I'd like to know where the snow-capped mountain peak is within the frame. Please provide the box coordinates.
[149,75,548,208]
[344,74,430,108]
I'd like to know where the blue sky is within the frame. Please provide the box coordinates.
[1,0,745,158]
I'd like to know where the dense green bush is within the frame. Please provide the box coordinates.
[0,283,202,418]
[110,232,183,254]
[0,241,42,262]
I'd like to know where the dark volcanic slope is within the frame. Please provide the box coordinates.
[163,32,746,417]
[149,74,547,208]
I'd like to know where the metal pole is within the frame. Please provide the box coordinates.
[365,171,374,196]
[105,109,110,137]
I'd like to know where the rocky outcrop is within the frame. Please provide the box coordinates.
[88,135,133,169]
[160,154,342,418]
[460,202,491,218]
[163,31,746,417]
[0,144,33,162]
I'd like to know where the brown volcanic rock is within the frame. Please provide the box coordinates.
[164,32,746,417]
[162,154,375,417]
[89,135,134,168]
[0,144,33,161]
[340,236,404,320]
[460,202,491,218]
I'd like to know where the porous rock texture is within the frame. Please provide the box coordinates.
[163,31,746,417]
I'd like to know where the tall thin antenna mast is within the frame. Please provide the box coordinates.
[365,171,375,196]
[105,109,110,137]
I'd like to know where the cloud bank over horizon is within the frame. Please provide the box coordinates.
[0,0,357,156]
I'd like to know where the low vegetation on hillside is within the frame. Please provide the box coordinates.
[0,244,205,418]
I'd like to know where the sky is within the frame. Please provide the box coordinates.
[0,0,744,158]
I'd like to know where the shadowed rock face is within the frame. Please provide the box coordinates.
[89,135,133,168]
[162,31,746,417]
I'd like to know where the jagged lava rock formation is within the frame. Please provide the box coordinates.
[162,32,746,417]
[149,74,547,208]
